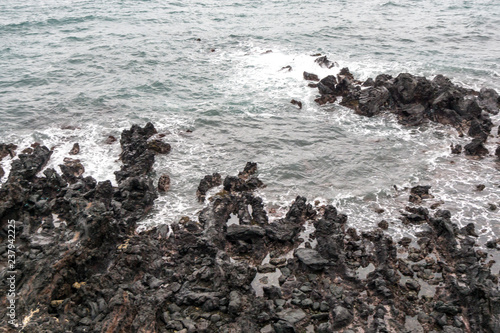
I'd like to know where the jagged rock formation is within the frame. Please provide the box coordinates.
[312,69,500,156]
[0,123,499,333]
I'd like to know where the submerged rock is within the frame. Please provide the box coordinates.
[314,94,336,105]
[104,135,117,144]
[451,144,462,154]
[147,139,171,154]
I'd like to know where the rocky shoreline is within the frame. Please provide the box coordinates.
[1,71,500,332]
[305,58,500,159]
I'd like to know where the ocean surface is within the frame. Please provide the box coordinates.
[1,0,500,257]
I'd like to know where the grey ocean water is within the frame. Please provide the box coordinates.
[1,0,500,253]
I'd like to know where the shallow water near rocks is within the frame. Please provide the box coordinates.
[1,0,500,270]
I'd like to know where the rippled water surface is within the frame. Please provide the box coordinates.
[1,0,500,255]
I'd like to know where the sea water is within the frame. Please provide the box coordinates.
[1,0,499,257]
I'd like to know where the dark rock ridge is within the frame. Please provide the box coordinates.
[196,173,222,202]
[314,70,500,156]
[1,124,499,333]
[303,71,320,82]
[314,55,338,69]
[0,143,17,160]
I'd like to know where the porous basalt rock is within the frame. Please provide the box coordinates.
[196,173,222,202]
[464,138,489,157]
[0,123,498,333]
[314,56,337,69]
[314,70,499,141]
[69,143,80,155]
[303,71,320,81]
[158,174,171,192]
[0,143,17,160]
[59,157,85,184]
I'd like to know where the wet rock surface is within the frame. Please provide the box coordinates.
[196,173,222,202]
[1,122,499,333]
[158,174,171,192]
[0,143,17,160]
[314,70,500,146]
[303,71,319,82]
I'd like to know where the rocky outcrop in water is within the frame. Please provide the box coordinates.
[196,173,222,202]
[314,56,338,69]
[0,143,17,160]
[314,70,500,156]
[1,124,499,333]
[303,71,320,82]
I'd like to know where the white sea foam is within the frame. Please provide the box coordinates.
[1,123,122,184]
[2,44,499,252]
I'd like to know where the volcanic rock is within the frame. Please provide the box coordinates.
[356,86,390,117]
[226,225,266,241]
[451,144,462,154]
[114,122,157,182]
[69,143,80,155]
[464,138,489,156]
[314,56,336,69]
[1,121,499,333]
[294,248,329,270]
[478,87,500,115]
[290,99,302,109]
[196,172,222,202]
[0,143,17,160]
[303,71,319,81]
[158,174,171,192]
[8,145,52,182]
[409,185,433,203]
[59,157,85,183]
[147,139,171,154]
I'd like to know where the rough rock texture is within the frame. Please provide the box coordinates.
[303,71,319,82]
[158,174,171,192]
[196,173,222,202]
[114,122,157,183]
[314,56,337,69]
[464,139,489,157]
[315,70,500,146]
[0,123,499,333]
[59,157,85,184]
[148,139,172,155]
[0,143,17,160]
[69,143,80,155]
[290,99,302,109]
